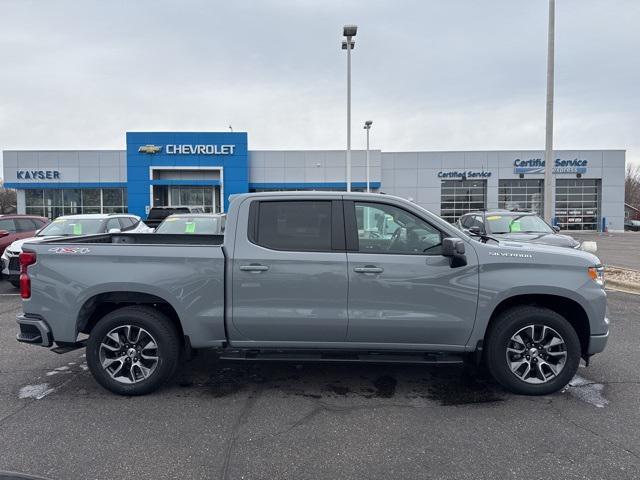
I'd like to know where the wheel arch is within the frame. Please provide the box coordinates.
[77,291,186,347]
[486,294,591,357]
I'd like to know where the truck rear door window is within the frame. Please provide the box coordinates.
[255,201,332,252]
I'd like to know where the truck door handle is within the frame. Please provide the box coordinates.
[353,265,384,274]
[240,264,269,272]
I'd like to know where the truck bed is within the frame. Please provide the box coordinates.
[37,232,224,246]
[21,232,227,349]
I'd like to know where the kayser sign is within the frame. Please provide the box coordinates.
[16,170,61,180]
[513,158,588,174]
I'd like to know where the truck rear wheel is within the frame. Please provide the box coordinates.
[86,306,180,396]
[485,306,581,395]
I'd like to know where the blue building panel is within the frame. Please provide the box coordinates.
[126,132,248,216]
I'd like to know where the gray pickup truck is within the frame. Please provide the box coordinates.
[16,192,609,396]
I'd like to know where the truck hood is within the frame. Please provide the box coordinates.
[491,232,580,249]
[475,237,601,267]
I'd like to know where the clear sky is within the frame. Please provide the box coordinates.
[0,0,637,172]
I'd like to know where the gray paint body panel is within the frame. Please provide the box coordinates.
[20,192,608,357]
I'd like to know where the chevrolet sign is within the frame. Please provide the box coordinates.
[138,145,162,154]
[166,144,235,155]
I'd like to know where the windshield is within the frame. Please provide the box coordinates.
[37,218,105,236]
[485,214,553,234]
[155,216,223,234]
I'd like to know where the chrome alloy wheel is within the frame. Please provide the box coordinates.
[505,324,567,384]
[98,325,159,384]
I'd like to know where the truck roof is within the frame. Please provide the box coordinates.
[231,191,399,201]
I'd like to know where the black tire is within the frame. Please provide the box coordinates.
[485,306,581,395]
[86,306,180,396]
[10,280,20,288]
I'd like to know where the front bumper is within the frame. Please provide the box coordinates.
[16,314,53,347]
[2,250,20,278]
[587,330,609,355]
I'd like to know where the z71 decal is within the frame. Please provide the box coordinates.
[48,247,91,255]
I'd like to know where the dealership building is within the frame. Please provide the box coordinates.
[2,131,625,231]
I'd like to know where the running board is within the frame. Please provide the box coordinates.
[50,340,87,354]
[218,350,464,365]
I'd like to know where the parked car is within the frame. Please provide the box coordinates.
[624,219,640,231]
[154,213,226,235]
[144,207,191,229]
[16,192,608,397]
[0,215,49,255]
[2,213,151,287]
[456,210,581,249]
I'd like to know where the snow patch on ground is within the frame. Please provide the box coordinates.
[19,383,54,400]
[566,375,609,408]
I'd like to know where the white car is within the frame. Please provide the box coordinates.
[2,213,152,287]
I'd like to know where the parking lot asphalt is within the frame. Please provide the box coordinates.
[571,231,640,270]
[0,282,639,480]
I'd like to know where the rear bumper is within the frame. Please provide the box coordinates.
[16,314,53,347]
[587,330,609,355]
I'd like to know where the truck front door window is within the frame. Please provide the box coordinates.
[355,202,442,255]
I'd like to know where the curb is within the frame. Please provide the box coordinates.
[605,278,640,295]
[604,265,640,295]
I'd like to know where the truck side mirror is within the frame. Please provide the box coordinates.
[108,228,121,234]
[442,237,467,268]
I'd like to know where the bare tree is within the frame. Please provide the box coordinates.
[0,182,16,214]
[626,163,640,208]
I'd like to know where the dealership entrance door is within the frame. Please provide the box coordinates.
[152,185,221,213]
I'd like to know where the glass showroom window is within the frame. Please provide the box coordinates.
[555,179,600,231]
[25,189,45,217]
[498,179,544,214]
[102,188,127,214]
[440,180,487,224]
[25,188,127,218]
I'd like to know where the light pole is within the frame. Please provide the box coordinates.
[342,25,357,192]
[364,120,373,192]
[543,0,555,224]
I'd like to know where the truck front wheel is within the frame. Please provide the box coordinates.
[86,306,180,396]
[485,306,581,395]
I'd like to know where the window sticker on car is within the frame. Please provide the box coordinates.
[487,215,501,220]
[72,224,82,235]
[185,222,196,233]
[510,220,522,232]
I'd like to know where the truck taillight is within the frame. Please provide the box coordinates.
[19,251,37,299]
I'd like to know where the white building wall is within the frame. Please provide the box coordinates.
[381,150,625,231]
[3,146,625,231]
[249,150,382,186]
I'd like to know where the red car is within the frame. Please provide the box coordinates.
[0,215,50,255]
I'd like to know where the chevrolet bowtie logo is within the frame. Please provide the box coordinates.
[138,144,162,154]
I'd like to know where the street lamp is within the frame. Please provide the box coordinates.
[364,120,373,192]
[342,24,357,192]
[543,0,555,224]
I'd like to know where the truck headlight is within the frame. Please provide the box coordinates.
[588,265,605,287]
